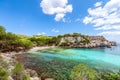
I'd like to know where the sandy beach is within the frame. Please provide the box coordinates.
[0,46,56,62]
[28,46,56,52]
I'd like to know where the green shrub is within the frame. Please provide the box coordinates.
[14,39,34,49]
[12,63,30,80]
[12,63,24,74]
[63,34,72,37]
[70,64,97,80]
[23,74,30,80]
[97,71,120,80]
[0,66,9,80]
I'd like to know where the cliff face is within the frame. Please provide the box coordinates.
[61,36,84,43]
[59,35,116,48]
[87,36,116,48]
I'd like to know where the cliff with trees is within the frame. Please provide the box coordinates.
[58,33,116,48]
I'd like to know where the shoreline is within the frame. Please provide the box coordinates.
[0,44,118,63]
[0,45,119,80]
[1,44,118,56]
[28,46,56,52]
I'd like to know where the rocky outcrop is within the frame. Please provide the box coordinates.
[0,53,41,80]
[61,36,84,43]
[59,35,117,48]
[87,36,117,48]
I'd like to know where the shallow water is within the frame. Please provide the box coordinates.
[19,45,120,79]
[33,46,120,71]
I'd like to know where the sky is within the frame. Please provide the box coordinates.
[0,0,120,43]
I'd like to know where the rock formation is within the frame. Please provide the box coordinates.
[59,34,116,48]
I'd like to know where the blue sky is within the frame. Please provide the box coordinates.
[0,0,120,42]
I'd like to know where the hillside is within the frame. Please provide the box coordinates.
[58,33,116,48]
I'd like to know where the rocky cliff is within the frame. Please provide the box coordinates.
[58,34,116,48]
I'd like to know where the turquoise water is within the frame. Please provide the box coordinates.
[19,45,120,79]
[33,45,120,71]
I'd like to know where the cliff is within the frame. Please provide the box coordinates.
[58,33,116,48]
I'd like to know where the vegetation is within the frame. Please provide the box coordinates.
[80,35,90,44]
[97,71,120,80]
[1,25,119,80]
[0,26,34,52]
[0,66,9,80]
[70,64,97,80]
[19,54,80,80]
[0,26,91,52]
[12,63,24,75]
[70,64,120,80]
[0,54,30,80]
[0,26,59,51]
[29,36,60,46]
[12,63,30,80]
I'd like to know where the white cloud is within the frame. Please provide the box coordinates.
[51,29,59,33]
[83,0,120,30]
[94,1,102,7]
[83,0,120,42]
[83,17,93,24]
[98,31,120,43]
[40,0,73,21]
[98,31,120,36]
[55,13,65,21]
[37,32,46,35]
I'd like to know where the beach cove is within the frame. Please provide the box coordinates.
[15,45,120,79]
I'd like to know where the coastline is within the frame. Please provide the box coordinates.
[0,51,41,80]
[28,46,56,52]
[1,45,119,80]
[1,43,118,57]
[0,46,56,61]
[1,43,118,58]
[0,46,56,57]
[1,44,119,69]
[14,45,120,80]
